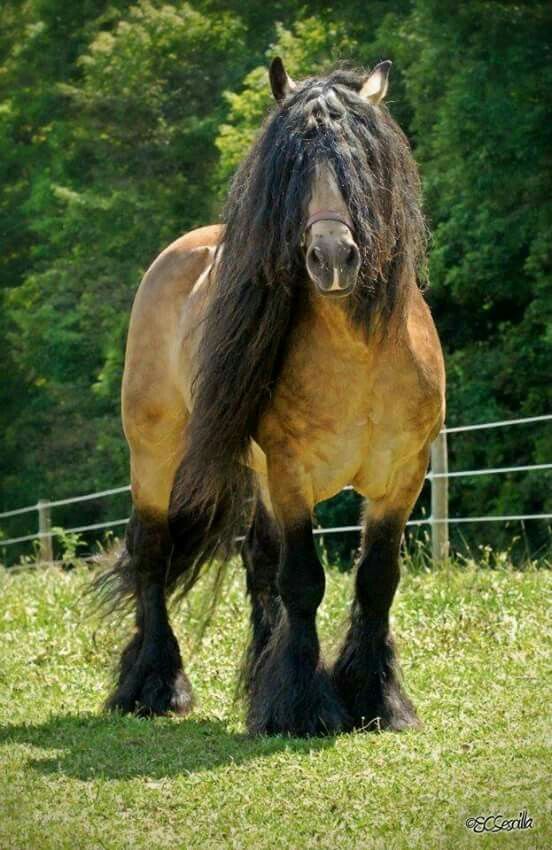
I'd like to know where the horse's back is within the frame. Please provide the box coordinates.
[164,224,223,256]
[122,225,222,516]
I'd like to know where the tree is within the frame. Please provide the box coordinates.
[383,0,552,553]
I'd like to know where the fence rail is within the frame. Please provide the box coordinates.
[1,414,551,561]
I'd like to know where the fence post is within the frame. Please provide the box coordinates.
[38,500,53,563]
[430,432,449,563]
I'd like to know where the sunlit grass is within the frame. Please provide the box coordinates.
[0,560,550,849]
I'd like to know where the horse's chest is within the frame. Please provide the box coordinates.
[258,359,375,499]
[253,294,445,507]
[256,343,440,505]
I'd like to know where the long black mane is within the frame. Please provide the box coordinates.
[170,67,426,559]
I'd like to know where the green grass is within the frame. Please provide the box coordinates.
[0,561,550,850]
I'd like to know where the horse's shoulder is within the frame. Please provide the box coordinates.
[402,289,446,421]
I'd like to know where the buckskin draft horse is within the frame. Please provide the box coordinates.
[97,57,445,736]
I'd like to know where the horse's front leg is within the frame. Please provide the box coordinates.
[333,453,429,732]
[245,469,348,736]
[332,515,419,731]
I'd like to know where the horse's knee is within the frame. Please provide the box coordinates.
[355,515,403,616]
[277,524,325,618]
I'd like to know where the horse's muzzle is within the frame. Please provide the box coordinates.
[306,237,361,296]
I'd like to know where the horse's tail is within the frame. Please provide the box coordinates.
[89,530,137,616]
[166,460,256,608]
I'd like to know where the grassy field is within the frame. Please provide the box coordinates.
[0,559,550,850]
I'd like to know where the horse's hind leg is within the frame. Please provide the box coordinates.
[240,499,282,695]
[103,413,195,717]
[106,509,193,716]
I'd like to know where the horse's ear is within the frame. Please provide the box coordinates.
[269,57,297,103]
[360,60,392,105]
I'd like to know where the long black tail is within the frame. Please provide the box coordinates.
[167,451,255,596]
[167,471,255,604]
[168,465,256,644]
[90,511,148,615]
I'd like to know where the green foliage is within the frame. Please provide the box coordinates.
[51,526,85,565]
[384,0,552,551]
[1,0,246,529]
[0,0,550,560]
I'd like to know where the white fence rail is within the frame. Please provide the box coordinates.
[1,414,551,562]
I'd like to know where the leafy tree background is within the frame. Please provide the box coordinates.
[1,0,550,563]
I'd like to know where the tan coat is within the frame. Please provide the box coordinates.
[123,225,445,529]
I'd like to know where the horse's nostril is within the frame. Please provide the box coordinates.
[345,246,357,266]
[311,247,323,265]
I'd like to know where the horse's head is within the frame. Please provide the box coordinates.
[269,57,392,300]
[301,163,360,298]
[221,58,423,322]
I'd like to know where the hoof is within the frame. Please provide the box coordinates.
[247,665,349,738]
[333,627,420,733]
[106,668,194,717]
[344,690,421,733]
[106,627,193,717]
[333,662,420,732]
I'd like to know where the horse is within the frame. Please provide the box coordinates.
[97,57,445,737]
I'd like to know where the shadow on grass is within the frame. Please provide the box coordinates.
[0,713,336,781]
